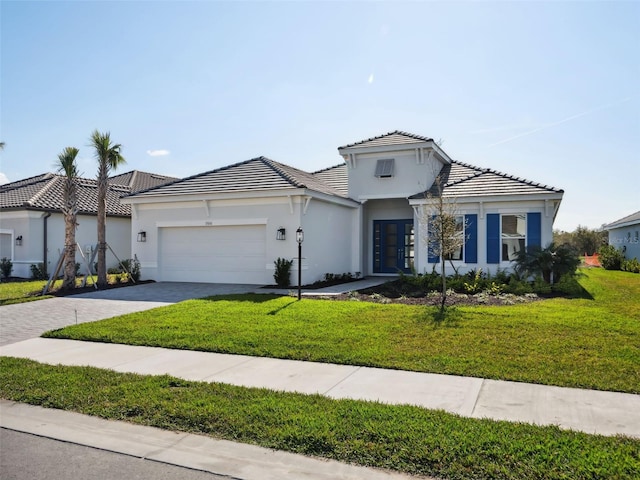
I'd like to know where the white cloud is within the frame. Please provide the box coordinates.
[0,173,9,185]
[368,73,374,84]
[146,149,170,157]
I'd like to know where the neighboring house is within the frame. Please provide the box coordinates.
[123,131,564,285]
[603,211,640,260]
[0,171,176,278]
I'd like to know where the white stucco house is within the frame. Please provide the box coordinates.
[0,170,176,278]
[123,131,564,285]
[603,211,640,260]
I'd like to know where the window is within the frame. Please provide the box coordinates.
[501,214,526,261]
[374,158,394,178]
[445,216,464,261]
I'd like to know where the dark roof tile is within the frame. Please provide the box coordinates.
[409,160,563,199]
[129,157,349,199]
[338,130,433,150]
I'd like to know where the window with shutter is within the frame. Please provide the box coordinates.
[374,159,394,178]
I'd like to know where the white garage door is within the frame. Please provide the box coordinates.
[158,225,267,284]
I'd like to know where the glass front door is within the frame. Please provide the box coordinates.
[373,220,414,273]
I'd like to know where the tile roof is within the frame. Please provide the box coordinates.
[0,170,175,216]
[129,157,350,199]
[603,210,640,229]
[312,164,348,197]
[409,160,564,199]
[108,170,178,192]
[338,130,433,150]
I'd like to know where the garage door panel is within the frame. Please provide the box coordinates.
[159,225,267,284]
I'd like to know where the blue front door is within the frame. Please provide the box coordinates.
[373,220,414,273]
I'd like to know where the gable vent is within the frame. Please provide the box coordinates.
[375,158,395,178]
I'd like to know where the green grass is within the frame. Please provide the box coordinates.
[0,275,122,306]
[1,357,637,480]
[44,268,640,393]
[0,279,54,305]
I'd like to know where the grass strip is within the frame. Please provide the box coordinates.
[43,269,640,393]
[1,357,638,480]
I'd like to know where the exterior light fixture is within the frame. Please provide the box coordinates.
[15,235,23,246]
[276,227,286,241]
[137,231,147,243]
[296,227,304,300]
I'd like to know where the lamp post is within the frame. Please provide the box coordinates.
[296,227,304,300]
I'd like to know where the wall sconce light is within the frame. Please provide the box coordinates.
[137,231,147,243]
[15,235,23,246]
[276,227,286,241]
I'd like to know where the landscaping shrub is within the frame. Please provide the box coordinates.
[622,258,640,274]
[274,257,294,287]
[30,263,47,280]
[552,274,584,297]
[106,258,141,282]
[0,257,13,280]
[514,243,580,284]
[598,245,624,270]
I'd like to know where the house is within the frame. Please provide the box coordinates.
[123,131,564,285]
[603,211,640,260]
[0,170,176,278]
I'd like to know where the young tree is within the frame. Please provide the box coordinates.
[56,147,80,290]
[420,174,468,311]
[90,130,125,288]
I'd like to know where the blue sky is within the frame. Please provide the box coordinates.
[1,0,638,232]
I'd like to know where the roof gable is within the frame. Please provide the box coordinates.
[410,161,564,199]
[338,130,433,150]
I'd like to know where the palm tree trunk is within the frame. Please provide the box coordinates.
[97,180,107,288]
[62,212,76,290]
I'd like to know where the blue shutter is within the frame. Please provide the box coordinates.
[487,214,500,264]
[428,215,439,263]
[465,214,478,263]
[527,212,542,249]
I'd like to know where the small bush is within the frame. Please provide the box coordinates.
[274,258,294,287]
[0,258,13,280]
[127,257,141,282]
[532,275,552,295]
[504,276,534,295]
[598,245,624,270]
[552,274,584,297]
[622,258,640,274]
[30,263,48,280]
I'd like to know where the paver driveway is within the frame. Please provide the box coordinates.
[0,282,259,346]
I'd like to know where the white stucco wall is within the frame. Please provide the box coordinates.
[412,197,558,277]
[347,149,442,201]
[129,193,358,285]
[0,210,130,278]
[608,225,640,260]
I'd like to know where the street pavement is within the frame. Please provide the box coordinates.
[0,428,228,480]
[1,280,639,479]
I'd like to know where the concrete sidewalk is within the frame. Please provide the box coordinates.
[2,337,639,439]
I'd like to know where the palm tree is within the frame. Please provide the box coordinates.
[56,147,80,290]
[89,130,125,288]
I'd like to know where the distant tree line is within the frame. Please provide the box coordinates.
[553,226,607,256]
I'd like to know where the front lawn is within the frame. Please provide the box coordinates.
[1,357,637,480]
[0,275,130,306]
[44,268,640,393]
